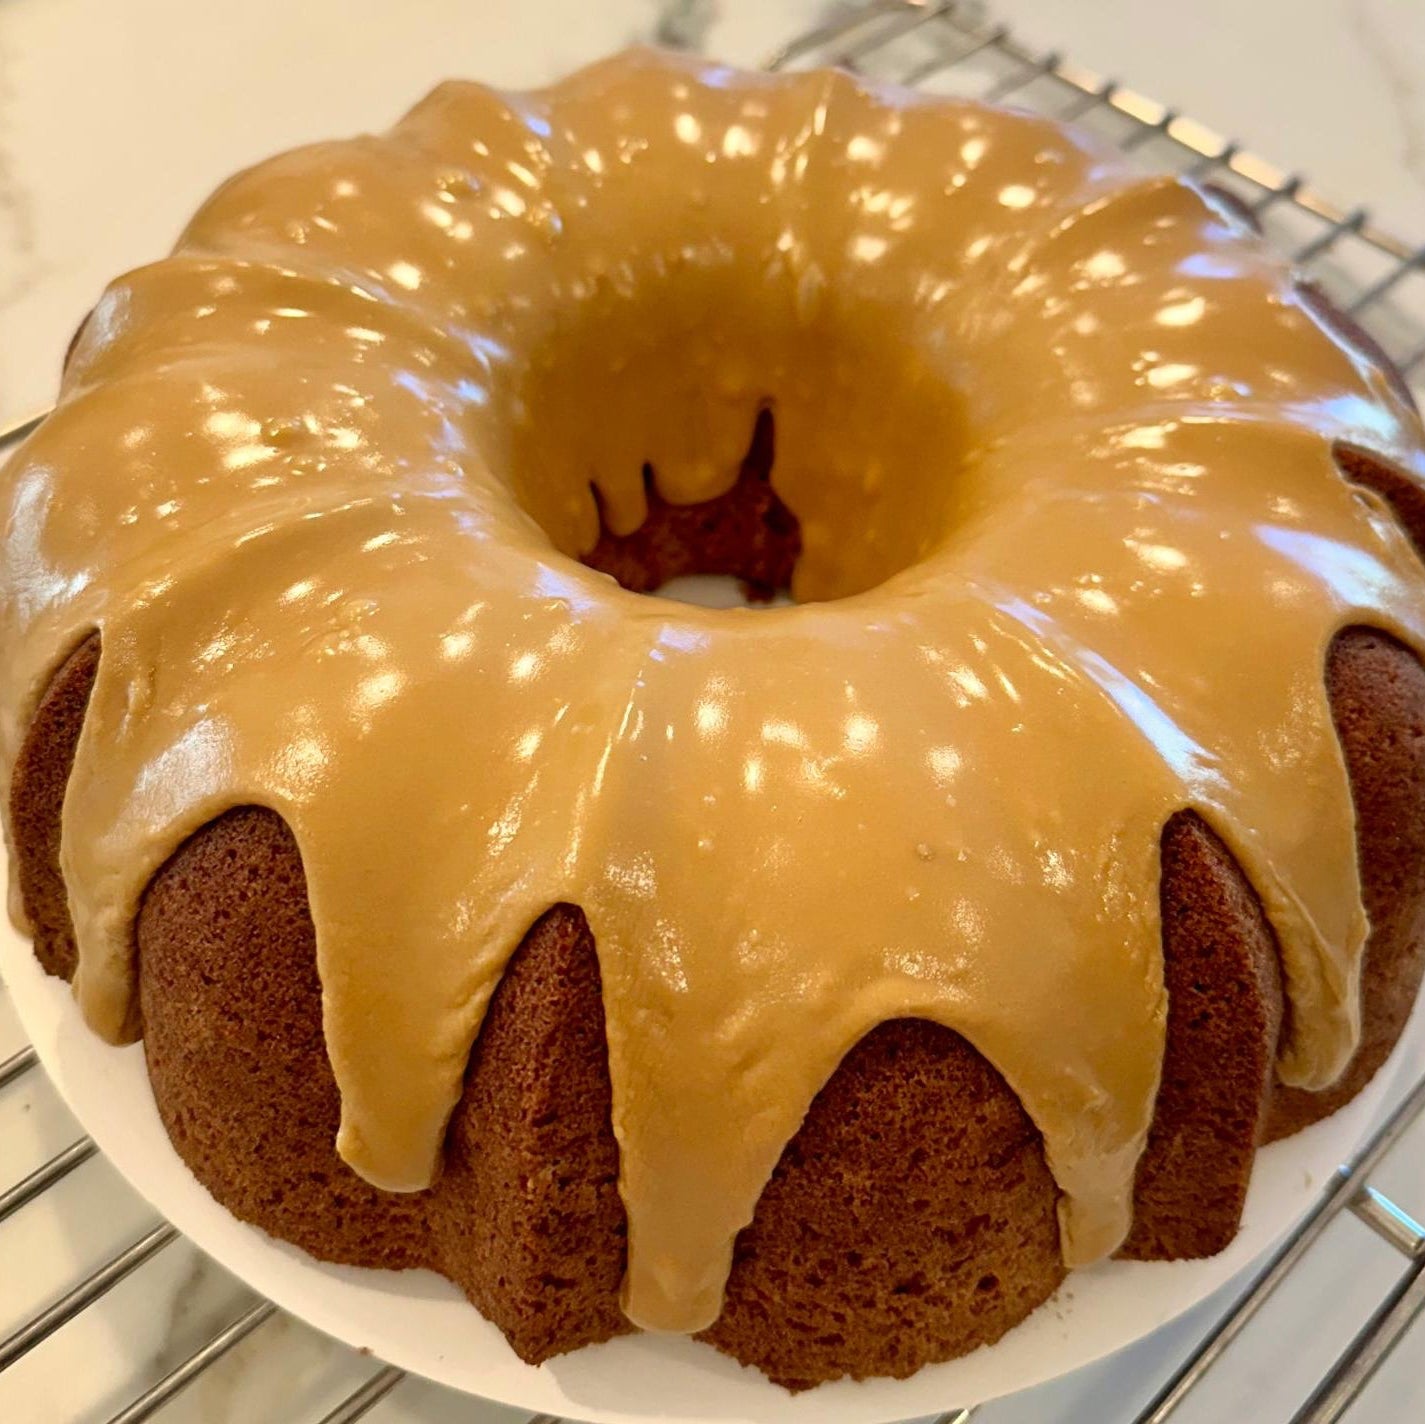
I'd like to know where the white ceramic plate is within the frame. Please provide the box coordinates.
[5,865,1423,1424]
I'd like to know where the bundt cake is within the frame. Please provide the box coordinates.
[4,47,1425,1392]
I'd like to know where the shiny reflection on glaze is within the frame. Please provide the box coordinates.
[3,48,1425,1338]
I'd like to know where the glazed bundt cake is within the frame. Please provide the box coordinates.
[4,47,1425,1391]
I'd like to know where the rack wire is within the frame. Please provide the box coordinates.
[3,1,1425,1420]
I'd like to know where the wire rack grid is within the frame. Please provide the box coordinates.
[3,2,1425,1421]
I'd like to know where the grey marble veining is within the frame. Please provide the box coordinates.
[1350,0,1425,196]
[653,0,722,51]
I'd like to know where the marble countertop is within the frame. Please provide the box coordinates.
[3,1,1425,1421]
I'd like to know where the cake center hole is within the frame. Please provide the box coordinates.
[501,284,970,605]
[581,409,799,606]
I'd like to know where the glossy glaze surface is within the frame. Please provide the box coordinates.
[3,48,1425,1334]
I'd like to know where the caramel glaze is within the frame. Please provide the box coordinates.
[4,48,1425,1334]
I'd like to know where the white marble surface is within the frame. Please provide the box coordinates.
[3,1,1425,1421]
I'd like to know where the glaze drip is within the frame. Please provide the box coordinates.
[3,49,1425,1335]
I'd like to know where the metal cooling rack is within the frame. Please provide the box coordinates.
[3,1,1425,1420]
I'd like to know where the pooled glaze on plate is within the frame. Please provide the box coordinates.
[3,48,1425,1334]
